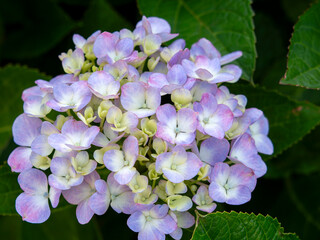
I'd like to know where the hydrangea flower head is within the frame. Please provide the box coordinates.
[8,16,273,240]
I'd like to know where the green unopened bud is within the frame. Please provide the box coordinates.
[98,100,113,119]
[154,180,167,201]
[77,106,96,126]
[55,115,69,131]
[128,173,148,193]
[167,195,192,212]
[151,138,167,158]
[143,35,161,56]
[141,118,157,137]
[84,44,96,61]
[131,129,148,146]
[147,56,160,71]
[196,130,210,142]
[79,72,91,81]
[190,185,198,193]
[134,186,157,204]
[166,181,187,196]
[171,88,193,110]
[198,164,211,180]
[137,146,150,162]
[82,60,93,73]
[93,144,120,164]
[148,163,159,180]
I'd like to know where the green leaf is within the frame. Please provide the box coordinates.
[137,0,256,82]
[0,65,50,154]
[281,2,320,89]
[0,207,103,240]
[78,0,132,37]
[192,211,299,240]
[0,0,75,60]
[227,84,320,160]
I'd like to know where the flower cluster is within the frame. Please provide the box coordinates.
[8,16,273,240]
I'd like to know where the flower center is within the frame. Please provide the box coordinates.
[171,164,177,170]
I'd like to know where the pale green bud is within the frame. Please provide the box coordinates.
[137,146,149,162]
[77,106,97,126]
[128,173,148,193]
[141,118,157,137]
[190,185,198,193]
[82,60,93,73]
[30,153,51,170]
[134,186,157,204]
[198,164,211,180]
[131,129,148,146]
[166,181,187,196]
[171,88,193,110]
[151,138,167,158]
[98,100,114,119]
[55,115,69,131]
[153,180,168,201]
[196,130,210,142]
[71,151,96,175]
[167,195,192,212]
[79,72,91,81]
[143,35,161,56]
[147,56,160,71]
[147,163,159,180]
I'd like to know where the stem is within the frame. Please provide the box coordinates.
[43,116,54,123]
[67,109,72,116]
[99,117,105,130]
[96,165,105,170]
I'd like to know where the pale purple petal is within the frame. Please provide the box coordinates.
[229,164,257,192]
[177,108,197,133]
[121,82,145,111]
[148,73,168,89]
[116,38,134,59]
[18,168,48,194]
[156,104,176,129]
[88,71,120,99]
[114,167,136,185]
[104,150,124,172]
[8,147,32,173]
[31,135,53,156]
[76,199,94,224]
[111,191,136,214]
[208,182,227,203]
[176,153,202,180]
[156,124,176,145]
[127,211,146,232]
[48,133,72,152]
[12,114,42,146]
[49,187,61,208]
[225,185,251,205]
[162,169,184,183]
[139,224,165,240]
[220,51,242,65]
[16,193,50,223]
[252,134,274,155]
[200,137,230,166]
[93,32,115,58]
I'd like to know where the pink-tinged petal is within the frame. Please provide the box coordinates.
[148,73,168,89]
[123,136,139,162]
[203,124,225,139]
[168,49,190,67]
[52,83,73,104]
[220,51,242,65]
[50,74,78,85]
[31,135,53,156]
[48,133,72,152]
[73,34,86,48]
[49,187,61,208]
[209,72,235,84]
[181,59,197,78]
[16,193,50,223]
[63,181,92,205]
[146,87,161,111]
[18,168,48,194]
[156,104,176,129]
[127,211,146,232]
[8,147,32,173]
[121,82,146,111]
[71,81,92,111]
[210,162,230,185]
[200,137,229,166]
[167,65,187,85]
[220,64,242,83]
[155,152,174,173]
[162,169,184,183]
[12,114,42,146]
[104,149,124,172]
[176,153,202,180]
[41,121,59,135]
[191,81,217,102]
[111,191,136,214]
[226,185,251,205]
[22,86,44,100]
[76,199,94,224]
[196,203,217,213]
[93,32,115,58]
[175,132,196,146]
[156,124,176,145]
[252,134,274,155]
[211,104,234,131]
[148,17,171,34]
[129,109,156,119]
[88,71,120,99]
[114,167,136,185]
[23,95,51,117]
[150,204,169,219]
[139,224,165,240]
[116,38,134,59]
[196,38,221,59]
[177,108,197,133]
[195,68,213,80]
[229,164,257,192]
[80,126,100,148]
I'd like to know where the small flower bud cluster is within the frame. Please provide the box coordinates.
[8,16,273,240]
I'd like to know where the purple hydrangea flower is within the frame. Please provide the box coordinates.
[198,137,230,166]
[127,204,177,240]
[193,93,233,139]
[169,211,195,240]
[104,136,139,184]
[155,145,202,183]
[208,162,257,205]
[121,82,161,118]
[48,119,100,152]
[156,104,197,145]
[192,185,217,213]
